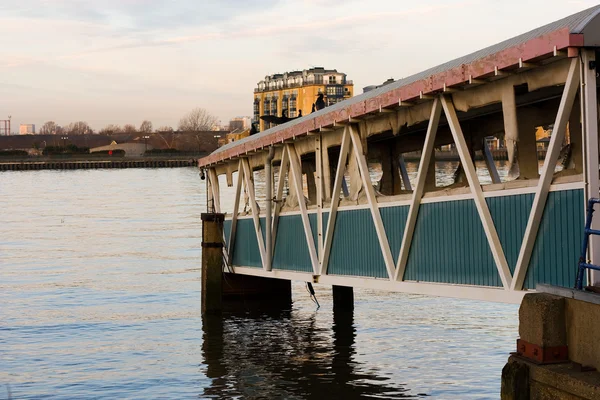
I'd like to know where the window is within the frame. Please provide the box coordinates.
[326,86,336,96]
[329,76,336,84]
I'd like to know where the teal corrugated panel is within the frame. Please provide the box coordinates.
[380,206,410,265]
[327,208,388,278]
[486,193,534,273]
[231,218,263,268]
[525,189,584,289]
[404,199,501,286]
[273,214,313,272]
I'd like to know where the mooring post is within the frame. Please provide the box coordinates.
[332,285,354,312]
[201,213,225,315]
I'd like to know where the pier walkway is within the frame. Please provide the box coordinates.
[199,7,600,304]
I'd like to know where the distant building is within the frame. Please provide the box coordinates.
[229,117,251,133]
[254,67,354,132]
[19,124,35,135]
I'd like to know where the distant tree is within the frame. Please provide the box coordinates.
[64,121,93,135]
[39,121,60,135]
[178,108,217,132]
[139,120,153,134]
[123,124,137,134]
[156,126,173,133]
[99,124,123,135]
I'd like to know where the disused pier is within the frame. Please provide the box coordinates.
[199,7,600,306]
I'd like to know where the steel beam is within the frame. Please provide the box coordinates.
[511,58,580,291]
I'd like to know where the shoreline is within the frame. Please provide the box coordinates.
[0,157,199,171]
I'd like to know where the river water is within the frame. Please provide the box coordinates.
[0,167,518,399]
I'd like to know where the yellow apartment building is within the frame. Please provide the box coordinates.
[253,67,354,132]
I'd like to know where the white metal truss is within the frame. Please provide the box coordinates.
[349,125,396,280]
[511,57,580,290]
[227,161,244,265]
[241,158,268,270]
[315,134,324,259]
[271,147,289,256]
[441,95,513,289]
[321,126,351,275]
[208,168,221,213]
[234,266,526,304]
[395,98,442,281]
[286,143,320,275]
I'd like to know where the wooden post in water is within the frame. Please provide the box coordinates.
[333,285,354,312]
[201,213,225,315]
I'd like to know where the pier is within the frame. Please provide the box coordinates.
[198,7,600,398]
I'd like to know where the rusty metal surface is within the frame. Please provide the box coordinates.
[199,6,600,168]
[516,339,569,364]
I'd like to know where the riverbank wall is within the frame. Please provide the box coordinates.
[501,286,600,399]
[0,158,198,170]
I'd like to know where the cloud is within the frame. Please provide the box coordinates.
[1,1,471,66]
[0,0,281,31]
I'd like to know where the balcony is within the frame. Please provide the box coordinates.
[254,79,353,93]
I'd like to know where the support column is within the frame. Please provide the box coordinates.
[516,108,540,180]
[201,213,225,316]
[378,143,402,195]
[332,285,354,312]
[569,95,583,174]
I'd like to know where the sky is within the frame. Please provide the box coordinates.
[0,0,597,131]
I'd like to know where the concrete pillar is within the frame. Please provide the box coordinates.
[378,143,402,196]
[500,359,529,400]
[516,109,540,180]
[201,213,225,315]
[568,95,583,174]
[518,293,567,350]
[332,285,354,312]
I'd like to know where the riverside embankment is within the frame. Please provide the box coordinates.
[0,155,203,170]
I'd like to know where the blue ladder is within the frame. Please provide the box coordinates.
[575,198,600,290]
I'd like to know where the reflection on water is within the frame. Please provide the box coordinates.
[0,169,518,399]
[201,309,414,399]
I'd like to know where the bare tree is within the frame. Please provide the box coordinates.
[178,107,218,131]
[99,124,123,135]
[156,126,173,133]
[123,124,137,134]
[139,120,153,133]
[40,121,60,135]
[64,121,93,135]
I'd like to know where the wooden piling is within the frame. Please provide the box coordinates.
[201,213,225,315]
